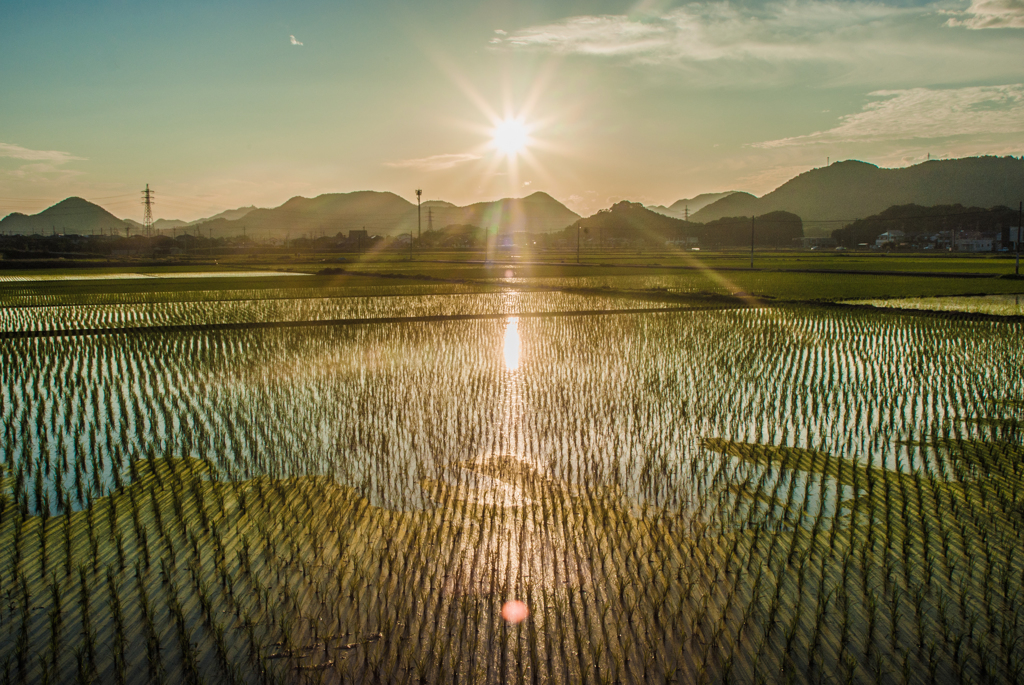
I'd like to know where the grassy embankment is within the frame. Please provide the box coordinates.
[1,252,1023,312]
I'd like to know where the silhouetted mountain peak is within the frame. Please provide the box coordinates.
[692,156,1024,226]
[1,196,127,234]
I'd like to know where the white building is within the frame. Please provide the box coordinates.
[957,232,995,252]
[874,230,906,248]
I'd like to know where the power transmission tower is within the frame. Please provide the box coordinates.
[142,184,154,237]
[416,189,422,242]
[684,205,689,222]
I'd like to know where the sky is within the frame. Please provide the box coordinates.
[1,0,1023,221]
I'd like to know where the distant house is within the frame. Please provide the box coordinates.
[957,232,995,252]
[800,236,835,249]
[874,230,906,248]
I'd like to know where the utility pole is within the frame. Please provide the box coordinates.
[428,207,432,234]
[750,215,755,269]
[577,223,581,264]
[141,184,154,237]
[415,188,422,254]
[1016,201,1021,277]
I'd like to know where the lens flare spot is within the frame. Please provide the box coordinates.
[501,600,529,623]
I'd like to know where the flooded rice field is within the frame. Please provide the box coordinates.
[0,295,1022,683]
[0,291,678,334]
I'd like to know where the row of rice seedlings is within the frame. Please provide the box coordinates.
[0,282,489,309]
[0,302,1021,682]
[2,450,1024,679]
[0,291,679,334]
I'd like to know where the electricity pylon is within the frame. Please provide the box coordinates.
[142,184,154,237]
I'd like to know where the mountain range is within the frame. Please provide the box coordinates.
[647,192,738,219]
[0,199,260,236]
[690,156,1024,231]
[123,206,259,233]
[194,190,580,239]
[566,201,802,248]
[0,192,578,239]
[2,156,1020,239]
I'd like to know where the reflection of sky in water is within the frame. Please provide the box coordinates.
[503,317,521,371]
[7,306,1021,519]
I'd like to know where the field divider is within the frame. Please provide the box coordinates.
[833,302,1024,324]
[0,304,754,339]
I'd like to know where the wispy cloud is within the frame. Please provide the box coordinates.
[289,35,303,46]
[754,85,1024,147]
[494,2,919,65]
[0,142,84,164]
[946,0,1024,29]
[0,143,84,183]
[385,153,481,171]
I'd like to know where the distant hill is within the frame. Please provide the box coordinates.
[832,204,1021,247]
[428,193,580,234]
[564,201,698,245]
[564,201,801,248]
[191,205,256,225]
[197,190,579,239]
[691,157,1024,227]
[0,197,129,235]
[194,191,414,238]
[697,211,803,248]
[421,200,457,209]
[156,219,188,231]
[648,192,738,219]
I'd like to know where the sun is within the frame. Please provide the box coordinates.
[492,118,530,156]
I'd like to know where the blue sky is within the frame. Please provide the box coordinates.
[1,0,1022,220]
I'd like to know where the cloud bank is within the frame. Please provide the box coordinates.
[947,0,1024,29]
[494,2,921,65]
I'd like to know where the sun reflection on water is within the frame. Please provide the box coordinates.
[503,316,521,371]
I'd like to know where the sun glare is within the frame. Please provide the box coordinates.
[503,317,521,370]
[492,119,529,156]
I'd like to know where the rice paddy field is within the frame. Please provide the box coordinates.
[0,291,680,335]
[0,275,1023,684]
